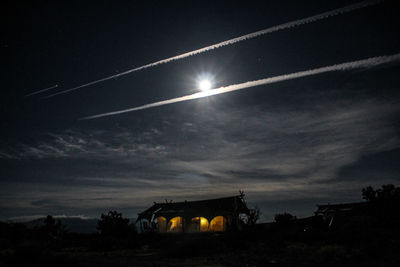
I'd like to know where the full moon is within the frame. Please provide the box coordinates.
[199,79,212,91]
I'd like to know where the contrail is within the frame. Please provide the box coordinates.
[25,84,58,97]
[80,53,400,120]
[44,0,382,98]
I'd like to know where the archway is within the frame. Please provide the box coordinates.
[209,216,226,231]
[168,217,183,232]
[137,218,151,233]
[155,216,167,233]
[190,217,209,232]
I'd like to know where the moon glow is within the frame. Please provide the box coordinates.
[199,79,212,91]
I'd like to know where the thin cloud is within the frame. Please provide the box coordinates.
[2,100,399,219]
[39,0,382,98]
[0,129,167,160]
[80,53,400,120]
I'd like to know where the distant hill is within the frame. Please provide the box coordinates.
[24,217,99,234]
[23,217,138,234]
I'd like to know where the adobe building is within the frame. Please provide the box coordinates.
[136,195,250,233]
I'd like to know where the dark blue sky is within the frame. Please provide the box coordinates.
[1,0,399,222]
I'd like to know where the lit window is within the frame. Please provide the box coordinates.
[156,216,167,233]
[168,217,183,232]
[191,217,209,232]
[209,216,226,231]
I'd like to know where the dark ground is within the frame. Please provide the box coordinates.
[1,214,400,267]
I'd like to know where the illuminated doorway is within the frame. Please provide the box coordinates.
[168,217,183,232]
[209,216,226,231]
[190,217,209,232]
[155,216,167,233]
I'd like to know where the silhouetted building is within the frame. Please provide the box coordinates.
[136,195,250,233]
[315,202,371,227]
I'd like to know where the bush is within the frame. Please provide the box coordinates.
[97,211,136,237]
[274,213,297,226]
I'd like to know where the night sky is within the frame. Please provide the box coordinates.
[1,0,399,222]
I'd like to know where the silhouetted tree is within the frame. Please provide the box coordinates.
[274,212,297,226]
[44,215,55,227]
[362,184,400,202]
[377,184,400,200]
[41,215,66,237]
[362,186,377,202]
[246,207,261,226]
[362,184,400,223]
[97,210,132,236]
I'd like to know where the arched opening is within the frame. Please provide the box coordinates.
[137,218,151,233]
[155,216,167,233]
[209,216,226,231]
[190,217,209,232]
[168,217,183,232]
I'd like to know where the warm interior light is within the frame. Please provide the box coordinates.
[210,216,226,231]
[168,217,182,232]
[191,216,209,231]
[156,216,167,233]
[200,217,209,231]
